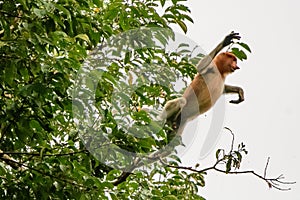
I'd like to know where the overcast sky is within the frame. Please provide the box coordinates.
[173,0,300,199]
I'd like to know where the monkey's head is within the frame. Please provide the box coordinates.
[214,52,240,76]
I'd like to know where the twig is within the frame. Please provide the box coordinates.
[264,157,270,178]
[164,127,295,191]
[165,162,295,191]
[224,127,234,153]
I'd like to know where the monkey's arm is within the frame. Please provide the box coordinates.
[224,85,244,104]
[196,32,241,73]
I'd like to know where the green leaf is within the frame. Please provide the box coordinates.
[105,8,119,20]
[0,41,8,48]
[4,66,17,86]
[103,24,113,35]
[39,147,45,158]
[177,20,188,33]
[178,43,190,48]
[216,149,221,160]
[236,151,242,162]
[231,48,247,61]
[146,2,159,7]
[238,42,252,53]
[19,67,29,82]
[171,0,178,4]
[51,31,68,39]
[48,13,66,29]
[165,195,178,200]
[33,8,46,18]
[0,163,7,175]
[169,154,182,164]
[119,12,130,31]
[54,4,72,21]
[17,0,29,10]
[102,72,117,85]
[110,193,118,200]
[30,120,42,131]
[181,14,194,23]
[163,14,176,20]
[124,52,131,64]
[226,158,232,173]
[160,0,166,7]
[75,34,91,43]
[107,169,121,181]
[139,137,156,149]
[93,0,102,7]
[176,4,190,12]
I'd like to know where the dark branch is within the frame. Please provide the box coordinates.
[264,157,270,178]
[224,127,235,153]
[165,162,295,191]
[0,150,88,157]
[164,129,295,191]
[113,172,132,186]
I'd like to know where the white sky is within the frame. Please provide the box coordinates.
[173,0,300,199]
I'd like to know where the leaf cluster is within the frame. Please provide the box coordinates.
[0,0,261,199]
[0,0,209,199]
[229,42,252,61]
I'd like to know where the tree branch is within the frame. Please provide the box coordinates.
[166,162,295,191]
[0,150,88,157]
[164,129,296,191]
[0,156,89,190]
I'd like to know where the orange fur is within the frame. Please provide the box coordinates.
[181,52,238,122]
[159,32,245,134]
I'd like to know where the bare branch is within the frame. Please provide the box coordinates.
[112,128,296,191]
[164,128,295,191]
[264,157,270,178]
[215,168,295,191]
[224,127,235,153]
[165,162,295,191]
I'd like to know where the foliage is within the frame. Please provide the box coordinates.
[0,0,206,199]
[0,0,281,200]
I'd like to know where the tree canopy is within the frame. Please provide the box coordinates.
[0,0,292,199]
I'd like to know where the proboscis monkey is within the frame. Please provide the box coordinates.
[159,32,244,134]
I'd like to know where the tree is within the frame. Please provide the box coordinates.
[0,0,294,199]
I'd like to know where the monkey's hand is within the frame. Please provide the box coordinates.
[222,32,241,48]
[229,87,244,104]
[224,85,244,104]
[230,99,244,104]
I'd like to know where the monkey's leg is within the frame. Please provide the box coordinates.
[158,97,186,121]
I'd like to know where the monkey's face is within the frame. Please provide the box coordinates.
[214,52,239,76]
[230,60,240,73]
[221,59,239,74]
